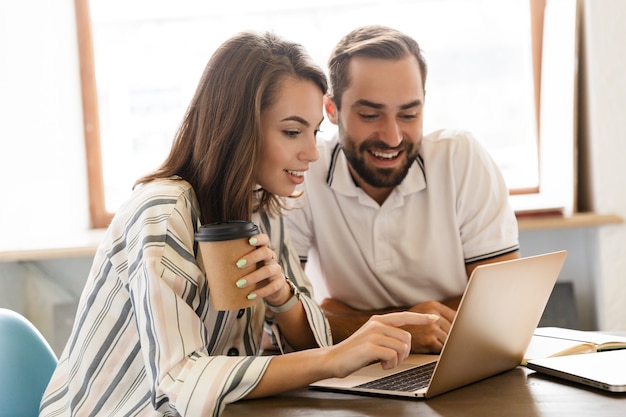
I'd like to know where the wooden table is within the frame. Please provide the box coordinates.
[223,366,626,417]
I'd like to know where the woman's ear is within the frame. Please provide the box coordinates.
[323,95,338,125]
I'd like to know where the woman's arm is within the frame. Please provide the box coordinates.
[264,279,318,350]
[246,312,440,398]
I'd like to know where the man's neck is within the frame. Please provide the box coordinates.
[347,165,394,206]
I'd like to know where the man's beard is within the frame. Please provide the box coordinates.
[340,127,420,188]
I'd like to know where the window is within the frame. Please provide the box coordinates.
[76,0,573,229]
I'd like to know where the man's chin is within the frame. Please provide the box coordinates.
[345,150,412,188]
[360,171,408,188]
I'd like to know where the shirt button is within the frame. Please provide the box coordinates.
[237,309,245,319]
[227,348,239,356]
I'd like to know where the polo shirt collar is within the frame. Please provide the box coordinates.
[326,143,427,198]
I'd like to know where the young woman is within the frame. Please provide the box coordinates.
[39,31,438,417]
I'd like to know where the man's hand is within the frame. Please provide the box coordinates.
[405,301,456,353]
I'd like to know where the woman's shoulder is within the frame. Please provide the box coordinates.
[130,177,196,206]
[113,177,199,229]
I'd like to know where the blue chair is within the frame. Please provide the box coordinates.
[0,308,58,417]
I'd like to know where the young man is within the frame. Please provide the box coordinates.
[285,25,520,354]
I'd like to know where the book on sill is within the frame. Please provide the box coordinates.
[522,327,626,365]
[514,206,565,219]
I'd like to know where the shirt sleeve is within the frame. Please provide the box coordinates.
[450,131,519,262]
[128,191,273,417]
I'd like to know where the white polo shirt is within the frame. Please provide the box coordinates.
[285,129,519,310]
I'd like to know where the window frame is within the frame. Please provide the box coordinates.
[75,0,547,229]
[75,0,110,228]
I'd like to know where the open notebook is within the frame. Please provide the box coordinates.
[523,327,626,365]
[311,250,568,399]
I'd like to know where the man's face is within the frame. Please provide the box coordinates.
[330,55,424,191]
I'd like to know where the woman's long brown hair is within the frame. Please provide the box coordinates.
[135,31,327,224]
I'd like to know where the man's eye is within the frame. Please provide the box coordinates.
[400,114,418,120]
[360,113,377,120]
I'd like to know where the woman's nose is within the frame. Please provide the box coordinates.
[300,135,319,163]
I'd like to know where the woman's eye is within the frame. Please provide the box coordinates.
[283,129,300,137]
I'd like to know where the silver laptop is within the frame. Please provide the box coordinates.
[311,250,568,399]
[526,349,626,392]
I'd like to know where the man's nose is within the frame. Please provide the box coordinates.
[380,120,403,147]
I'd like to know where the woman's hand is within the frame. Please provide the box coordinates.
[234,233,291,306]
[325,312,440,378]
[247,312,440,399]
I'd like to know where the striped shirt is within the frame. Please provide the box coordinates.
[39,178,331,417]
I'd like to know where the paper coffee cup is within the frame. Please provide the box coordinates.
[195,221,261,310]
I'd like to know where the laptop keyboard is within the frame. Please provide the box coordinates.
[355,361,436,392]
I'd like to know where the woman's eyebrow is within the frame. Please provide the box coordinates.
[281,115,310,126]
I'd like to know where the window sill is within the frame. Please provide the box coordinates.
[0,213,622,262]
[517,212,624,231]
[0,229,106,263]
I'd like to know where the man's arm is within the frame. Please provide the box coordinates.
[321,297,455,354]
[410,250,521,351]
[465,250,521,278]
[317,250,521,354]
[320,298,399,342]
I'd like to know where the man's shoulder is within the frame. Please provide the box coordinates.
[423,128,476,146]
[421,128,488,158]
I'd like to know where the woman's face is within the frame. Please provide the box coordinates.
[257,77,323,196]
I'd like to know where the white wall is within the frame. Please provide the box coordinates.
[0,0,625,340]
[580,0,626,330]
[0,0,90,242]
